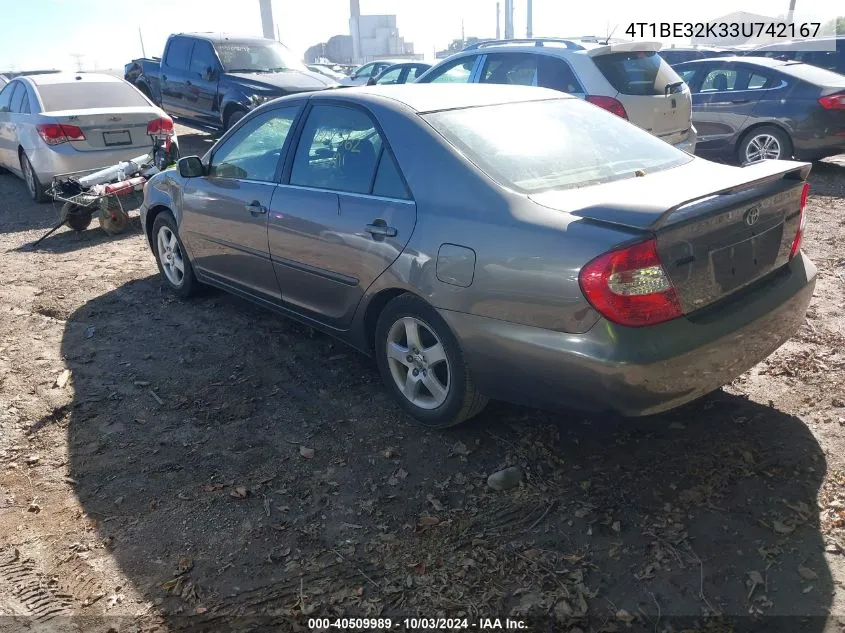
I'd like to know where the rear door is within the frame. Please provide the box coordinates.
[0,81,19,168]
[185,39,221,125]
[268,103,416,328]
[688,62,772,154]
[477,53,539,86]
[179,104,301,298]
[589,46,692,145]
[160,36,194,117]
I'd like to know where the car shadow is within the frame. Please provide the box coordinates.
[11,213,145,253]
[58,276,834,631]
[809,158,845,199]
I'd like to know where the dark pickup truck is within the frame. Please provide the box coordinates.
[125,32,339,131]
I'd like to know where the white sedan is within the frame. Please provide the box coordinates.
[0,72,178,202]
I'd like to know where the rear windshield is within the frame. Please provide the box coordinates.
[775,61,845,87]
[38,81,149,111]
[593,51,684,95]
[423,98,692,194]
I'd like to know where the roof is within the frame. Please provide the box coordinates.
[676,55,796,68]
[314,83,570,113]
[176,32,277,45]
[23,72,125,86]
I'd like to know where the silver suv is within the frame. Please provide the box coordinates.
[416,38,696,153]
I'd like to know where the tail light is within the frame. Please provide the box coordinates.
[36,123,85,145]
[818,92,845,110]
[585,95,628,119]
[147,116,174,135]
[790,182,810,259]
[579,238,682,328]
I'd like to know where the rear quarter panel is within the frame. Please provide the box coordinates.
[746,78,820,153]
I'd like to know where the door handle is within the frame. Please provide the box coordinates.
[731,99,750,104]
[366,221,397,237]
[245,200,267,216]
[186,80,192,86]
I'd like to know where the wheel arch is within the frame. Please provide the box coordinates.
[145,204,175,250]
[736,121,793,160]
[361,287,434,354]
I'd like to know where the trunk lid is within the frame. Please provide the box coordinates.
[588,45,692,143]
[39,107,162,152]
[531,158,811,314]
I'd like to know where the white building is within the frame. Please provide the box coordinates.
[351,14,415,62]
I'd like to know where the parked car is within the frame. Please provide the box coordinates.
[0,72,179,202]
[744,37,845,75]
[415,38,697,153]
[139,84,815,428]
[125,33,338,131]
[306,63,349,82]
[366,62,432,85]
[658,46,734,67]
[0,76,6,90]
[674,56,845,163]
[340,60,396,86]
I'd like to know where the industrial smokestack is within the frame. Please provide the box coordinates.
[259,0,274,39]
[504,0,513,39]
[496,2,500,39]
[526,0,533,38]
[350,0,361,63]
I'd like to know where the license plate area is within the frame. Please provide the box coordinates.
[103,130,132,146]
[711,223,783,292]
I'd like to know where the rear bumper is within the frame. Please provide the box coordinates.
[27,134,179,182]
[439,252,816,416]
[672,126,697,154]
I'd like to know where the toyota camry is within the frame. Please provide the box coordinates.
[139,84,816,428]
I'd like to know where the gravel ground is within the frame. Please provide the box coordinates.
[0,125,844,633]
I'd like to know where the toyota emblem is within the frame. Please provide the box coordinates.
[744,206,760,226]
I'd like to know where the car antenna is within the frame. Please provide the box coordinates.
[604,24,618,45]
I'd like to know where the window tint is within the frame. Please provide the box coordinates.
[376,67,403,84]
[209,107,298,181]
[406,65,426,81]
[353,63,377,79]
[746,72,770,89]
[14,90,30,114]
[538,56,582,93]
[372,150,409,199]
[9,84,25,113]
[480,53,537,86]
[165,37,193,70]
[593,51,684,95]
[677,68,698,86]
[290,105,381,194]
[190,40,218,76]
[701,67,773,92]
[37,81,149,111]
[424,98,691,194]
[422,56,478,83]
[0,82,17,112]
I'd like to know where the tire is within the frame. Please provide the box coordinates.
[98,198,130,235]
[60,202,94,231]
[737,126,792,164]
[19,152,49,203]
[151,211,199,298]
[225,108,246,131]
[374,293,488,429]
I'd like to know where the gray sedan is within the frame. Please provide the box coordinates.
[140,84,816,428]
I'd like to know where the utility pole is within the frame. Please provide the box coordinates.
[70,54,84,72]
[504,0,513,39]
[138,27,146,58]
[496,1,501,39]
[259,0,274,39]
[527,0,533,38]
[786,0,797,23]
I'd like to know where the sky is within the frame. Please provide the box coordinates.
[0,0,839,72]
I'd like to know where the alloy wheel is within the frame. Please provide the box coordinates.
[385,316,450,410]
[157,225,186,287]
[22,157,36,198]
[745,134,782,163]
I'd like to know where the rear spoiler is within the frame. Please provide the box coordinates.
[651,160,812,230]
[586,41,663,57]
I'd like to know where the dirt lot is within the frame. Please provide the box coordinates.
[0,126,844,633]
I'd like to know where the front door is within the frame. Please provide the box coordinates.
[160,36,194,118]
[179,104,301,299]
[268,103,416,328]
[186,39,222,125]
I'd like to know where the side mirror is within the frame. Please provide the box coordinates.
[178,156,205,178]
[205,66,217,80]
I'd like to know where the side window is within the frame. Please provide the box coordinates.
[14,89,30,114]
[677,68,699,89]
[290,105,381,195]
[209,106,299,181]
[9,84,25,114]
[164,37,193,70]
[0,82,16,112]
[480,53,538,86]
[422,56,478,83]
[372,150,409,199]
[538,56,582,93]
[746,72,770,90]
[700,68,735,92]
[406,65,426,81]
[353,63,376,79]
[190,40,218,76]
[376,67,403,85]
